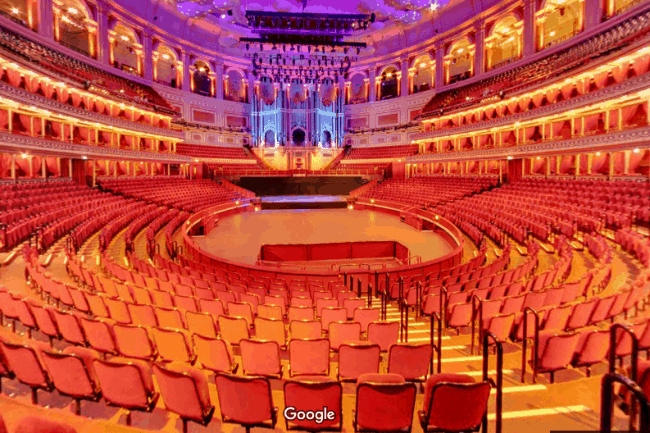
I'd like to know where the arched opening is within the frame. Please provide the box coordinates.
[445,37,474,84]
[264,130,276,147]
[322,130,332,148]
[0,0,29,28]
[292,129,306,146]
[155,45,179,88]
[225,69,246,102]
[412,55,434,94]
[54,0,94,57]
[192,61,212,96]
[111,23,140,75]
[348,73,367,104]
[486,14,522,70]
[538,0,583,50]
[379,66,398,100]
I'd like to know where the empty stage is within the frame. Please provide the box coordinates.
[192,208,457,265]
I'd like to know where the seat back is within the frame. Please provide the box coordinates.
[41,351,98,399]
[355,382,417,432]
[338,344,381,381]
[218,316,250,346]
[186,311,218,338]
[113,324,156,360]
[288,339,330,376]
[153,364,212,423]
[93,359,155,409]
[215,374,275,426]
[422,381,491,431]
[284,379,342,431]
[367,322,399,351]
[290,320,321,340]
[240,339,282,377]
[254,317,286,348]
[329,321,361,351]
[387,344,432,382]
[192,335,236,373]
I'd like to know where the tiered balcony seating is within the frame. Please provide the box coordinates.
[176,144,250,159]
[361,176,496,208]
[98,176,242,212]
[421,8,650,116]
[0,25,176,113]
[0,180,116,250]
[345,145,419,160]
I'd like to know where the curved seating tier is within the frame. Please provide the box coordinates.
[98,176,243,213]
[0,25,176,113]
[420,7,650,117]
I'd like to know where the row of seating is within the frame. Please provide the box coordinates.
[176,144,250,159]
[345,144,419,160]
[98,177,243,213]
[361,176,496,208]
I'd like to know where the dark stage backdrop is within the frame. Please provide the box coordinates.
[234,176,369,196]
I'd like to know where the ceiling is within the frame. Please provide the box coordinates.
[178,0,445,32]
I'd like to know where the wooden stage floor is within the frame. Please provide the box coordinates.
[193,209,457,265]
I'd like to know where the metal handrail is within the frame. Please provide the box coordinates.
[521,307,541,383]
[609,322,640,432]
[601,373,650,432]
[430,311,443,374]
[482,331,504,433]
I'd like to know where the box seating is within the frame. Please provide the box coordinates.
[0,25,176,113]
[421,8,650,117]
[345,145,419,160]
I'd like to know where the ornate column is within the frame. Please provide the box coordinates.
[38,0,54,39]
[585,0,603,28]
[435,46,444,89]
[400,59,409,97]
[475,23,485,75]
[97,7,110,65]
[142,31,153,81]
[368,67,376,102]
[215,64,224,99]
[523,0,536,57]
[182,51,191,92]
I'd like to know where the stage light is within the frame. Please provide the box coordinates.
[596,152,601,156]
[371,199,375,203]
[507,156,513,160]
[82,155,87,160]
[21,153,28,158]
[235,200,240,205]
[11,7,18,14]
[68,7,78,14]
[634,148,640,153]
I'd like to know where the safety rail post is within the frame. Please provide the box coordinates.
[367,281,372,308]
[521,307,540,383]
[374,271,379,300]
[357,278,362,298]
[440,287,448,329]
[482,332,504,433]
[415,281,422,320]
[601,373,650,433]
[470,295,484,355]
[430,311,442,374]
[609,322,640,432]
[399,277,405,342]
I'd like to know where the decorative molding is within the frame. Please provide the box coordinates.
[407,126,650,163]
[412,69,650,141]
[0,81,183,139]
[0,131,191,162]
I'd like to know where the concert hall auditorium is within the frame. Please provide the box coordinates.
[0,0,648,431]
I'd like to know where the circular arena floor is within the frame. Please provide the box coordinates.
[193,208,457,265]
